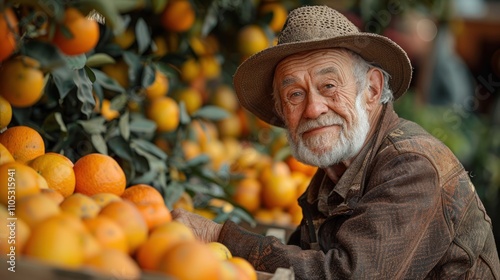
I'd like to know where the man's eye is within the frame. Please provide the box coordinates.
[324,84,335,89]
[287,91,304,104]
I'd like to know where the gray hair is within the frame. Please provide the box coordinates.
[272,49,394,121]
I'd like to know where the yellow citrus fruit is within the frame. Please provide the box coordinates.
[145,70,169,99]
[0,143,14,165]
[84,248,141,280]
[210,84,239,113]
[0,8,18,62]
[180,58,201,82]
[259,2,288,32]
[161,0,196,33]
[0,161,42,206]
[24,214,85,268]
[216,112,242,139]
[28,152,76,197]
[157,240,222,279]
[91,192,122,208]
[99,99,120,121]
[83,215,129,254]
[60,193,101,219]
[261,174,297,209]
[73,153,126,196]
[0,125,45,164]
[152,35,168,57]
[232,177,261,213]
[52,7,100,55]
[0,56,44,108]
[15,193,61,229]
[237,25,270,56]
[99,200,148,254]
[176,87,202,115]
[112,28,135,49]
[146,96,180,132]
[207,241,232,261]
[286,156,317,177]
[228,257,257,280]
[199,55,221,80]
[0,96,12,130]
[101,60,129,88]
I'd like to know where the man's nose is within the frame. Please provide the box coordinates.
[303,90,328,119]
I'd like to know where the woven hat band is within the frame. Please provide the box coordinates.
[279,6,359,45]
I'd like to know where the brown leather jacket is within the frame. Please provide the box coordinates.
[218,104,500,279]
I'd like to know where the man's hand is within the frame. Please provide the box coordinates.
[171,208,223,243]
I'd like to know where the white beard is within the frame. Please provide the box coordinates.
[286,92,370,168]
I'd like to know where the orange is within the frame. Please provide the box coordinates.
[175,87,203,115]
[152,35,168,57]
[270,207,292,227]
[81,229,102,260]
[0,8,18,62]
[135,203,172,230]
[157,240,222,279]
[73,153,126,196]
[0,206,30,255]
[0,143,14,165]
[0,56,44,108]
[216,112,242,139]
[228,257,257,280]
[237,25,270,56]
[99,99,120,121]
[199,55,221,80]
[41,188,65,204]
[112,28,135,49]
[0,125,45,163]
[0,96,12,130]
[16,193,61,229]
[101,60,129,88]
[287,200,303,226]
[146,96,180,132]
[259,2,288,32]
[91,192,122,208]
[253,208,274,224]
[145,70,169,99]
[28,152,76,197]
[261,174,297,209]
[220,260,249,280]
[99,200,148,254]
[207,241,232,261]
[187,120,218,150]
[24,214,85,268]
[136,224,196,271]
[161,0,196,33]
[180,58,201,82]
[181,140,201,161]
[83,215,128,254]
[60,193,101,219]
[0,161,41,206]
[202,139,227,171]
[286,156,317,177]
[84,249,141,280]
[210,84,239,113]
[52,7,100,55]
[121,184,164,206]
[232,177,261,213]
[259,160,291,185]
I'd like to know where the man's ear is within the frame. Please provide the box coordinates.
[365,68,384,110]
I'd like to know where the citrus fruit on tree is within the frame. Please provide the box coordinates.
[0,8,18,62]
[145,70,169,100]
[175,87,203,115]
[99,200,148,254]
[157,240,223,279]
[28,152,76,198]
[73,153,126,196]
[259,2,288,33]
[0,56,44,108]
[52,7,100,55]
[0,96,12,130]
[101,60,129,88]
[237,25,270,56]
[24,214,85,269]
[161,0,196,33]
[146,96,180,132]
[0,161,42,206]
[99,99,120,121]
[60,193,101,219]
[210,84,239,113]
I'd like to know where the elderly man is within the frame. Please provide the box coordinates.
[172,5,500,279]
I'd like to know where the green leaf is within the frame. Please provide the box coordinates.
[135,18,151,55]
[84,66,96,83]
[184,154,210,168]
[192,105,229,121]
[93,68,125,93]
[22,41,66,71]
[51,67,76,99]
[178,101,191,125]
[122,51,141,86]
[183,182,213,194]
[151,0,168,14]
[129,116,157,134]
[73,68,96,118]
[108,136,133,161]
[86,53,116,68]
[141,64,156,88]
[130,139,167,160]
[162,181,185,210]
[64,54,87,70]
[78,117,107,134]
[119,111,130,141]
[110,93,128,111]
[91,134,108,155]
[130,169,158,185]
[42,112,67,133]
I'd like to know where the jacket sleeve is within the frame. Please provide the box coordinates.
[218,152,451,279]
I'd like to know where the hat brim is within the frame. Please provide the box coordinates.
[233,33,412,128]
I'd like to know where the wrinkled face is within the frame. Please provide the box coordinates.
[274,49,370,167]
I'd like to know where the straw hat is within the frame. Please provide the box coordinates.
[233,5,412,128]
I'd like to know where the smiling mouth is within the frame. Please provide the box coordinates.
[302,124,341,137]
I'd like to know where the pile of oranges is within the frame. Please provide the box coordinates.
[0,125,257,279]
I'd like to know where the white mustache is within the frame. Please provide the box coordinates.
[297,113,344,134]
